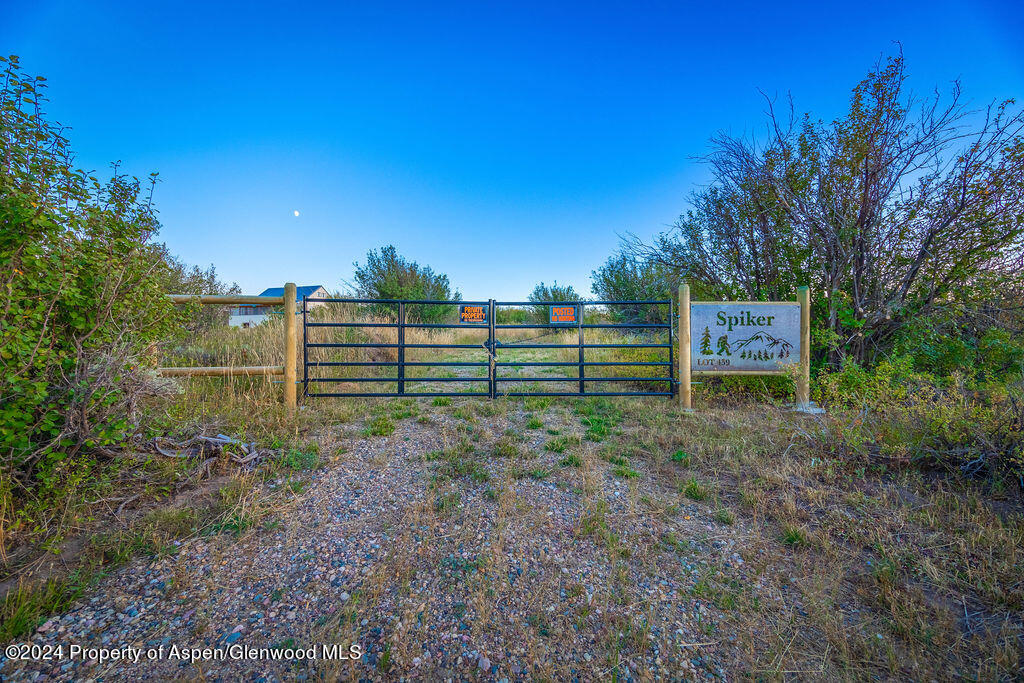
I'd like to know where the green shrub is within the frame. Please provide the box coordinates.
[1,57,179,538]
[892,312,1024,379]
[815,358,1024,481]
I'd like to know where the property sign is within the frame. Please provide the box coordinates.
[690,303,800,372]
[549,305,578,324]
[459,304,488,325]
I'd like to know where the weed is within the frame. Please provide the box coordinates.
[544,435,579,453]
[473,401,501,417]
[434,491,461,514]
[453,406,475,421]
[278,448,320,471]
[560,454,583,467]
[524,396,552,411]
[671,450,691,466]
[781,524,809,547]
[682,477,709,501]
[0,573,91,641]
[363,415,395,437]
[272,637,297,651]
[527,612,550,636]
[613,464,640,479]
[492,436,520,458]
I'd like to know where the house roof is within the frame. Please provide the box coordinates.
[258,285,326,302]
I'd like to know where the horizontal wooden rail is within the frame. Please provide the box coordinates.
[156,365,284,377]
[160,283,297,413]
[167,294,285,305]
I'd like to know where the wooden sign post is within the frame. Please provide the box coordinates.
[678,283,813,412]
[679,283,692,411]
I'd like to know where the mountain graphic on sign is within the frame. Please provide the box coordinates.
[731,329,793,359]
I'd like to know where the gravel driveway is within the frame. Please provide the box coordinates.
[2,399,735,681]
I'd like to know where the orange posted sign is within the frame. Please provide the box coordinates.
[549,305,578,324]
[459,304,488,324]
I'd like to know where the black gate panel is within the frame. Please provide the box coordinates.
[492,300,673,397]
[302,297,674,399]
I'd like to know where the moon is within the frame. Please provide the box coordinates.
[293,210,300,217]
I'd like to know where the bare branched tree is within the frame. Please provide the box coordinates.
[635,53,1024,365]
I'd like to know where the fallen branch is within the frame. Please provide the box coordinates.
[147,432,279,469]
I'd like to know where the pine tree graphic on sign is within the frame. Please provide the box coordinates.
[700,327,712,355]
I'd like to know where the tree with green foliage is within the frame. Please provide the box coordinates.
[591,251,671,324]
[529,281,581,303]
[1,55,180,518]
[632,53,1024,371]
[350,245,461,322]
[154,246,240,330]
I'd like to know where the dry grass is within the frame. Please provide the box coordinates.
[113,316,1024,678]
[618,402,1023,679]
[4,314,1019,681]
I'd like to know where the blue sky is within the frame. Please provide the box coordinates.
[3,1,1023,299]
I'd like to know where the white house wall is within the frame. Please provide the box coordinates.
[229,314,270,328]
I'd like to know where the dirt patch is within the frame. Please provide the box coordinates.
[0,466,233,598]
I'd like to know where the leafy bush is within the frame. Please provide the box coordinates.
[1,56,179,536]
[892,311,1024,380]
[816,358,1024,481]
[350,245,460,323]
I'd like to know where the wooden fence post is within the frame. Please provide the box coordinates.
[284,282,297,413]
[797,285,810,408]
[679,283,691,411]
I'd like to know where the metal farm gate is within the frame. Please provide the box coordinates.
[302,298,674,399]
